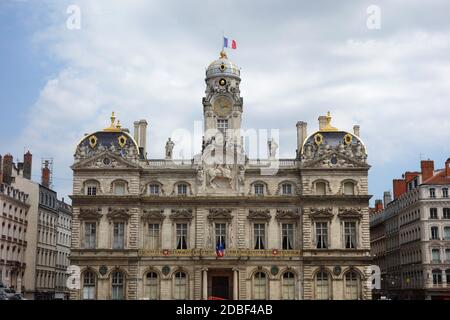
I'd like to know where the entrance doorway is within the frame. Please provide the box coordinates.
[211,276,230,299]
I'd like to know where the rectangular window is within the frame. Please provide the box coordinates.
[215,223,227,249]
[430,208,438,219]
[254,184,264,196]
[445,227,450,240]
[443,208,450,219]
[176,223,188,249]
[282,223,294,250]
[217,119,229,133]
[443,188,449,198]
[113,222,125,249]
[84,223,96,249]
[177,184,187,195]
[254,223,265,249]
[431,249,440,263]
[87,185,97,196]
[430,188,436,198]
[446,249,450,262]
[149,185,160,195]
[431,227,439,240]
[316,222,328,249]
[147,224,160,249]
[282,184,292,195]
[344,221,357,249]
[114,183,125,195]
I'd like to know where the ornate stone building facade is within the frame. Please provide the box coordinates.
[69,51,372,300]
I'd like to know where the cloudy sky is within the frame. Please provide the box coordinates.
[0,0,449,204]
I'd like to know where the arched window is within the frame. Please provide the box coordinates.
[177,183,188,196]
[315,270,330,300]
[282,272,295,300]
[281,183,293,195]
[111,271,125,300]
[253,272,267,300]
[343,181,355,195]
[145,272,159,300]
[344,271,360,299]
[173,272,187,300]
[113,181,126,195]
[254,183,265,196]
[82,271,96,300]
[316,182,326,195]
[85,180,99,196]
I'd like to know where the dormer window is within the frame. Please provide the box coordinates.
[148,184,160,196]
[86,182,99,196]
[177,184,188,196]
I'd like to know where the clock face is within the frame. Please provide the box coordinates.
[213,96,232,117]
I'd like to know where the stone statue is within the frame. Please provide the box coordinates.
[268,138,278,159]
[197,166,204,185]
[165,138,175,160]
[338,141,345,153]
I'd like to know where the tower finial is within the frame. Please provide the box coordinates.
[321,111,338,132]
[220,49,227,59]
[103,111,121,132]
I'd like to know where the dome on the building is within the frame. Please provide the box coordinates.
[206,50,240,79]
[74,112,141,162]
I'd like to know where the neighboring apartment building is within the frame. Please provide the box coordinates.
[69,51,373,300]
[370,158,450,300]
[55,199,72,299]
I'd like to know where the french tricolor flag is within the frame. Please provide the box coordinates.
[223,37,237,49]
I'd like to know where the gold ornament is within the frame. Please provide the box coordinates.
[314,133,323,145]
[89,135,98,149]
[118,135,127,148]
[343,133,353,145]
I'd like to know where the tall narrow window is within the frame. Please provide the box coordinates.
[253,272,266,300]
[147,224,160,249]
[444,227,450,240]
[343,182,355,195]
[316,222,328,249]
[113,223,125,249]
[84,223,96,249]
[431,226,439,240]
[316,182,326,195]
[82,271,96,300]
[111,271,124,300]
[443,188,449,198]
[443,208,450,219]
[315,271,330,300]
[345,271,360,299]
[446,269,450,284]
[174,272,187,300]
[282,272,295,300]
[429,188,436,198]
[146,272,158,300]
[215,223,226,249]
[430,208,438,219]
[432,269,442,285]
[282,223,294,250]
[282,183,292,195]
[446,249,450,262]
[176,223,188,249]
[114,182,126,195]
[432,249,440,263]
[344,222,357,249]
[254,223,265,249]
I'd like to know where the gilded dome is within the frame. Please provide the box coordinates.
[206,50,240,79]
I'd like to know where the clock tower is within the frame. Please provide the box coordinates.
[203,50,243,149]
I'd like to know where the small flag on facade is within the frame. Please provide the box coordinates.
[216,243,225,257]
[223,37,237,49]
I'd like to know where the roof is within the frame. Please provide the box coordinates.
[422,169,450,185]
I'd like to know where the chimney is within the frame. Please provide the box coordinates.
[296,121,307,157]
[393,179,406,200]
[138,120,148,157]
[353,125,360,137]
[133,121,139,143]
[383,191,392,206]
[41,161,50,188]
[23,151,32,180]
[2,154,13,185]
[374,199,383,212]
[445,158,450,177]
[0,155,3,184]
[421,160,434,182]
[318,115,327,130]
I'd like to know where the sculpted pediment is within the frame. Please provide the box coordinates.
[309,207,333,219]
[142,209,165,221]
[72,151,140,170]
[79,208,102,220]
[170,209,193,220]
[106,208,131,221]
[247,209,271,221]
[301,152,369,169]
[338,207,363,219]
[207,208,233,221]
[275,209,300,221]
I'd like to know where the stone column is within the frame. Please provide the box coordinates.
[233,268,239,300]
[202,268,208,300]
